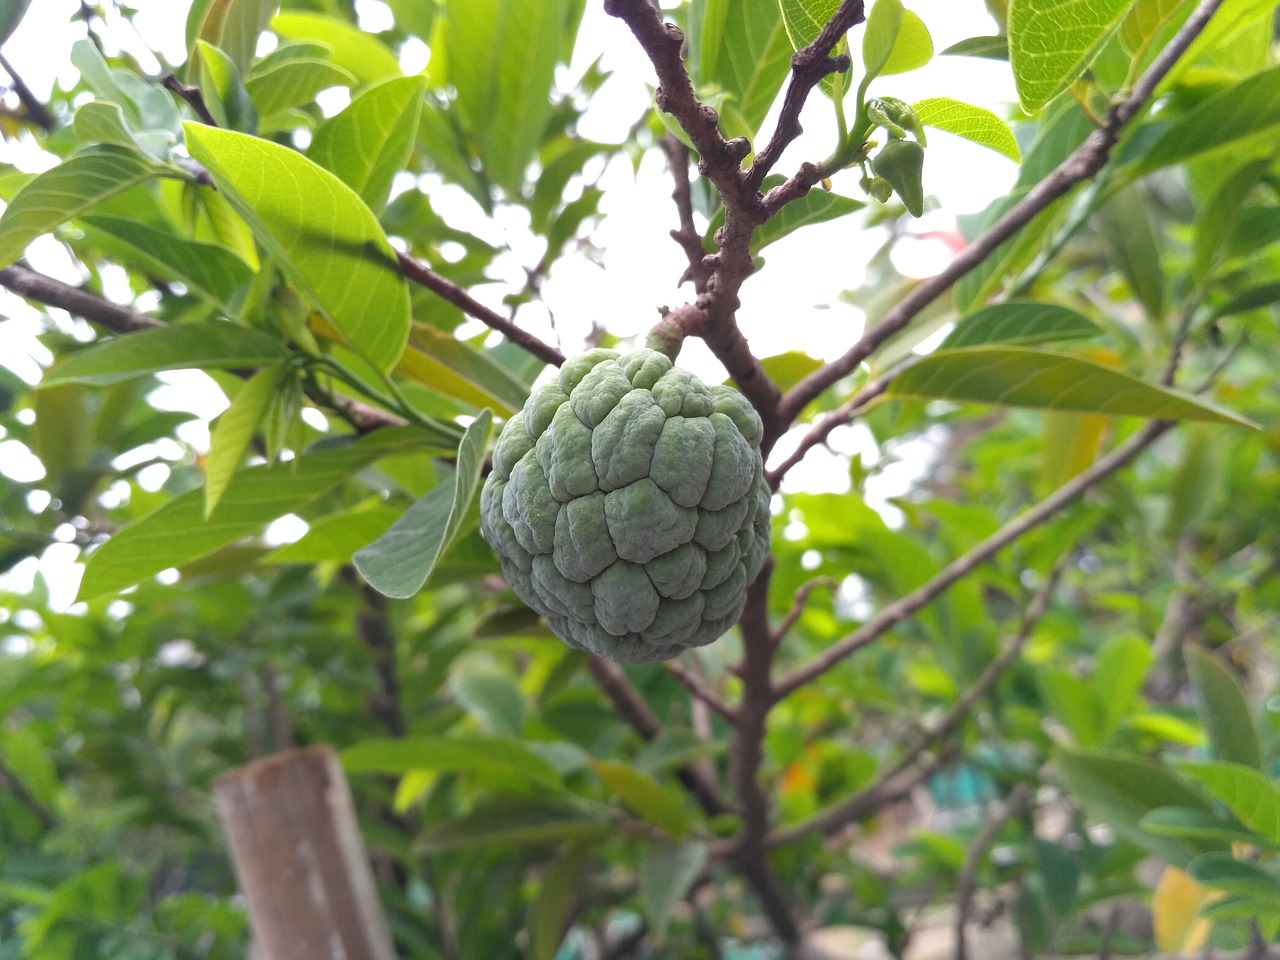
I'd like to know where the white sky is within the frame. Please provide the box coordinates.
[0,0,1017,609]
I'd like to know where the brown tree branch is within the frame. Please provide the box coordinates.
[777,0,1229,423]
[586,657,733,818]
[658,136,713,292]
[772,419,1173,698]
[162,73,218,127]
[396,252,564,367]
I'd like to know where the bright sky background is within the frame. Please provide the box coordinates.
[0,0,1018,610]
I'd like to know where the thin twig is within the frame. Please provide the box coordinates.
[586,657,733,818]
[665,659,737,723]
[658,136,713,292]
[396,252,564,367]
[955,784,1033,960]
[771,576,837,645]
[0,52,55,131]
[778,0,1228,426]
[162,73,219,127]
[772,419,1173,698]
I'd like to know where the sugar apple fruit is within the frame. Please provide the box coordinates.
[480,347,772,663]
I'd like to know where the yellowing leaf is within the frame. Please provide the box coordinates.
[1153,866,1217,953]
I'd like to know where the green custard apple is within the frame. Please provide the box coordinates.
[479,348,772,663]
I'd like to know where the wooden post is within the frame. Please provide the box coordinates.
[213,745,396,960]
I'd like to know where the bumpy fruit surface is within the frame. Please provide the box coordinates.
[479,348,771,663]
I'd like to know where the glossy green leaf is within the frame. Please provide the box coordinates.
[1186,647,1263,769]
[639,841,707,943]
[205,366,285,518]
[940,35,1009,59]
[941,301,1100,349]
[1055,746,1212,866]
[529,841,593,960]
[184,123,410,372]
[1141,807,1267,847]
[591,760,692,838]
[196,41,257,133]
[1176,761,1280,841]
[341,734,559,787]
[42,322,287,387]
[1187,853,1280,898]
[880,9,933,75]
[888,347,1254,426]
[913,97,1020,162]
[244,56,356,118]
[860,0,901,79]
[1138,64,1280,172]
[439,0,573,193]
[0,146,163,267]
[80,215,254,310]
[417,801,612,853]
[455,670,525,737]
[270,12,401,84]
[78,428,422,599]
[354,410,492,598]
[1008,0,1132,112]
[308,76,428,213]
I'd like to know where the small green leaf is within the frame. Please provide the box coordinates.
[196,41,257,133]
[184,123,410,372]
[1008,0,1133,112]
[940,35,1009,59]
[308,76,428,213]
[591,760,693,838]
[529,841,593,960]
[1141,807,1266,847]
[270,11,402,84]
[639,841,707,943]
[888,347,1256,426]
[455,670,526,737]
[341,734,560,787]
[0,146,163,267]
[913,97,1020,162]
[941,301,1100,349]
[879,9,933,75]
[861,0,903,80]
[1138,64,1280,173]
[205,366,286,518]
[354,411,492,598]
[1176,760,1280,841]
[41,322,287,387]
[244,56,356,118]
[72,101,142,152]
[1186,647,1263,770]
[417,801,612,853]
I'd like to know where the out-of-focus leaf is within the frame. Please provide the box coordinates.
[706,0,792,138]
[639,841,706,942]
[1152,865,1217,953]
[940,35,1009,59]
[184,123,410,372]
[1186,647,1262,770]
[0,147,163,267]
[1098,184,1165,319]
[204,366,285,517]
[860,0,902,80]
[1008,0,1132,111]
[529,841,593,960]
[1176,761,1280,841]
[455,670,526,737]
[1210,282,1280,320]
[354,411,491,598]
[1193,159,1267,283]
[0,0,33,46]
[633,729,727,775]
[308,76,428,214]
[752,179,865,253]
[342,734,559,787]
[888,347,1255,426]
[42,322,287,387]
[591,760,692,838]
[1141,807,1268,847]
[418,801,612,853]
[941,301,1100,349]
[913,97,1020,161]
[188,0,280,71]
[1164,424,1223,537]
[196,41,257,133]
[879,8,933,75]
[270,11,401,84]
[262,504,400,564]
[244,55,355,118]
[1093,635,1151,736]
[1187,853,1280,898]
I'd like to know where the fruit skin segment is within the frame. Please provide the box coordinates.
[480,348,772,662]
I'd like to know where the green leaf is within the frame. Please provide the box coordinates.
[1211,282,1280,320]
[341,734,560,787]
[1008,0,1133,112]
[529,841,593,960]
[184,123,410,373]
[591,760,693,838]
[262,504,399,564]
[1138,64,1280,173]
[439,0,574,193]
[1141,807,1267,847]
[399,324,531,416]
[244,56,356,118]
[72,101,147,153]
[860,0,903,80]
[354,410,492,598]
[41,322,287,387]
[270,12,402,84]
[1187,853,1280,898]
[1097,184,1165,319]
[1193,159,1267,283]
[80,215,254,311]
[1176,761,1280,841]
[196,41,257,133]
[78,428,422,599]
[0,0,33,46]
[417,801,612,853]
[633,729,728,775]
[940,35,1009,59]
[753,182,865,253]
[888,347,1255,426]
[639,841,707,943]
[189,0,280,72]
[940,301,1101,349]
[205,366,285,518]
[1054,746,1213,866]
[706,0,793,138]
[1119,0,1190,59]
[0,146,163,267]
[308,76,428,214]
[1031,839,1079,918]
[1185,647,1263,770]
[454,670,526,737]
[913,97,1020,162]
[879,9,933,76]
[1093,635,1151,736]
[1039,668,1103,745]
